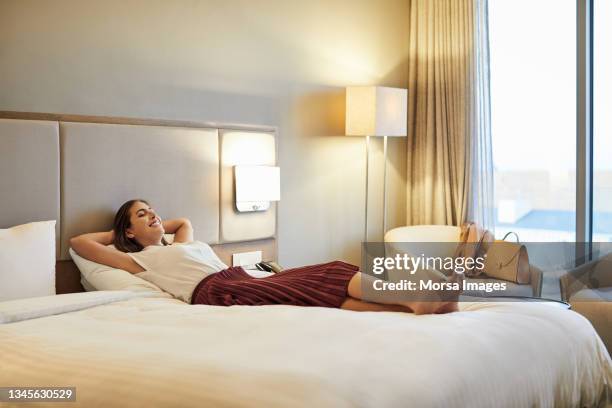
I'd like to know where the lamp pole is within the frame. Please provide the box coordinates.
[364,135,370,243]
[382,135,388,241]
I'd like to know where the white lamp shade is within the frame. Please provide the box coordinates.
[345,86,408,137]
[235,165,280,203]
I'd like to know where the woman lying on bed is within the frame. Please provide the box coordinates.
[71,199,458,315]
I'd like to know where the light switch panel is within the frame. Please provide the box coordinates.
[232,250,263,268]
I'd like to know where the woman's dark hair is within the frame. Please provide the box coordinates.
[113,199,168,253]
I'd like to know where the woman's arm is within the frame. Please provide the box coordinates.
[70,231,144,274]
[162,218,193,243]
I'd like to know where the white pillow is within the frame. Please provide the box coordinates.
[0,221,56,301]
[69,248,166,294]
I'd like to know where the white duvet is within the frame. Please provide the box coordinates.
[0,292,610,408]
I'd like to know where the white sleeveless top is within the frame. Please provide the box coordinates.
[128,241,227,303]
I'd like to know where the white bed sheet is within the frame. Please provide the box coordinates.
[0,293,610,408]
[0,291,163,324]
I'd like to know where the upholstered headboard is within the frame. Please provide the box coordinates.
[0,112,278,293]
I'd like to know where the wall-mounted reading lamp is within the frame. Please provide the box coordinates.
[235,165,280,212]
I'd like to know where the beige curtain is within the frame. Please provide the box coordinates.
[406,0,493,228]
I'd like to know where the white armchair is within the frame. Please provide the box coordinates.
[385,225,461,258]
[384,225,543,297]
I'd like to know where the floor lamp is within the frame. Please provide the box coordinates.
[345,86,408,242]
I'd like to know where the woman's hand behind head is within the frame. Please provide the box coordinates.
[162,218,193,244]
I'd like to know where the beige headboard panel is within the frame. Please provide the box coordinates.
[0,119,60,255]
[220,130,277,242]
[0,112,278,270]
[59,122,220,259]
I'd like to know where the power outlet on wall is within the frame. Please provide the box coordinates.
[232,251,262,268]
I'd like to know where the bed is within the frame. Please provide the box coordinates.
[1,291,610,407]
[0,114,610,408]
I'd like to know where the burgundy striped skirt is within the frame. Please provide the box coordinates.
[191,261,359,308]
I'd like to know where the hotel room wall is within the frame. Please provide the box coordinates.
[0,0,409,267]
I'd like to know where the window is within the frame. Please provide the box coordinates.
[489,0,576,241]
[593,0,612,241]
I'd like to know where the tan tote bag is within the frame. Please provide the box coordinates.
[483,232,530,284]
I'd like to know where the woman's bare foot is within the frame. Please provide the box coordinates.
[404,300,458,315]
[433,301,459,314]
[403,272,462,315]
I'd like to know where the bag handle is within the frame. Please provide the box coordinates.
[501,231,520,243]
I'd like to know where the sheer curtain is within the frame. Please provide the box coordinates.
[406,0,494,230]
